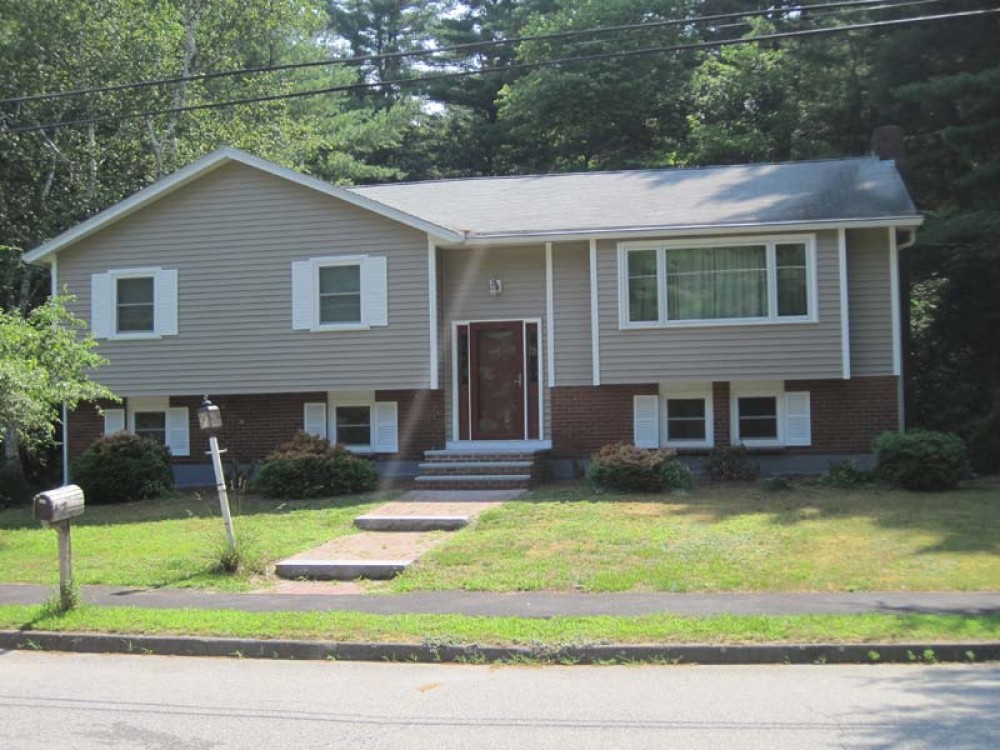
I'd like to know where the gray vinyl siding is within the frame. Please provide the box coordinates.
[439,245,551,439]
[848,228,894,375]
[597,230,844,383]
[57,162,431,395]
[551,242,593,386]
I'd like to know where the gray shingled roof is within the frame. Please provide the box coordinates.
[349,157,918,238]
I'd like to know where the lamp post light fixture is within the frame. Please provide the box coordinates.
[199,396,236,551]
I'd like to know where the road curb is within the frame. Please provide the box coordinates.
[1,630,997,665]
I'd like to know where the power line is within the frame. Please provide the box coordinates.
[0,0,952,107]
[3,8,997,135]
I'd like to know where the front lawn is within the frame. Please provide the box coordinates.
[390,480,1000,593]
[0,492,390,591]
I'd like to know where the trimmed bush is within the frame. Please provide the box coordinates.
[589,443,693,492]
[70,433,174,504]
[701,445,760,481]
[252,431,378,498]
[820,459,874,488]
[873,430,969,491]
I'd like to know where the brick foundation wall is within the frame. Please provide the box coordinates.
[784,375,899,453]
[712,381,731,447]
[168,393,326,464]
[550,384,658,458]
[67,390,446,464]
[66,400,118,459]
[375,389,446,461]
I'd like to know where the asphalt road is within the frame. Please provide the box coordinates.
[1,652,997,749]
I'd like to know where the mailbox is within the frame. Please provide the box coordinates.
[33,485,85,524]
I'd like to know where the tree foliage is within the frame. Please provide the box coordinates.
[1,0,998,452]
[0,295,116,450]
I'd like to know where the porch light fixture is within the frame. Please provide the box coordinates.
[198,397,223,432]
[489,278,503,297]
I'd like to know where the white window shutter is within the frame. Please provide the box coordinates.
[633,395,660,449]
[785,392,812,446]
[91,273,112,339]
[155,269,179,336]
[374,401,398,452]
[103,408,125,435]
[303,402,328,438]
[166,407,190,456]
[291,260,315,330]
[362,256,388,327]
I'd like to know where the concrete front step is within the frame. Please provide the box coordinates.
[274,559,412,581]
[423,450,540,462]
[418,461,534,476]
[354,514,469,532]
[414,474,532,490]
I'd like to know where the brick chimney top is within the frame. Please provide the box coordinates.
[871,125,904,162]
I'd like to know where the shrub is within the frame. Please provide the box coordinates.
[70,433,174,504]
[252,431,378,498]
[702,445,760,481]
[759,476,793,492]
[873,430,969,491]
[589,443,693,492]
[967,403,1000,475]
[820,459,874,488]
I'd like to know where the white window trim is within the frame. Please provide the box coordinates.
[660,384,715,449]
[329,391,377,453]
[617,234,819,330]
[312,255,369,332]
[109,267,162,340]
[730,382,786,448]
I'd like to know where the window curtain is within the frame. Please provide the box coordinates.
[667,246,767,320]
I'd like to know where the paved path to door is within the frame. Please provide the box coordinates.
[2,584,997,618]
[272,490,518,580]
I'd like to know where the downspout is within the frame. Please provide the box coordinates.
[895,227,917,431]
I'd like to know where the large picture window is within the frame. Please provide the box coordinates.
[620,236,815,327]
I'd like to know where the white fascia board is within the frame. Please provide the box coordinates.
[453,216,924,247]
[25,147,462,265]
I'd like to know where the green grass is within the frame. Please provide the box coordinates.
[389,479,1000,593]
[0,492,391,591]
[0,605,997,647]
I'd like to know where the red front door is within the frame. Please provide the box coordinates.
[469,321,525,440]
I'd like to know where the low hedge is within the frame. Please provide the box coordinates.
[70,433,174,504]
[873,429,969,491]
[589,443,692,492]
[252,432,378,498]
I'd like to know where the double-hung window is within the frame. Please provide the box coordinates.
[620,236,816,328]
[730,382,813,448]
[116,277,155,333]
[291,254,388,331]
[90,267,179,339]
[319,264,362,325]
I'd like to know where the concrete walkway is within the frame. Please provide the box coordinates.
[273,491,512,580]
[2,584,997,618]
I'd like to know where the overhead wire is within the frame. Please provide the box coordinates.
[3,6,997,134]
[0,0,961,106]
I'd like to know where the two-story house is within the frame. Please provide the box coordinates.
[25,147,921,487]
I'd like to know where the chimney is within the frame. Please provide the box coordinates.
[871,125,904,162]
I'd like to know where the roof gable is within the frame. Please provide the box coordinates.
[25,148,462,264]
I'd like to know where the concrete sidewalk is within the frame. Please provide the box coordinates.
[2,584,997,618]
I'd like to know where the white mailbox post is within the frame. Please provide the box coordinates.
[33,484,85,610]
